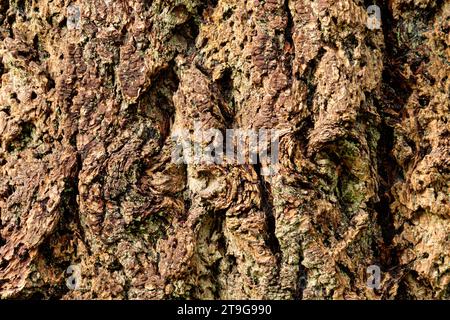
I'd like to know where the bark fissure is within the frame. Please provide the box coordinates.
[0,0,448,300]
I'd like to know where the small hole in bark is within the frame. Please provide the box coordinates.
[19,250,29,261]
[343,34,358,63]
[0,60,4,79]
[1,106,10,116]
[3,184,15,198]
[33,34,39,51]
[0,236,6,247]
[7,14,15,26]
[17,0,25,13]
[0,260,8,270]
[217,68,233,100]
[418,96,429,107]
[209,0,218,8]
[30,91,37,100]
[410,59,421,73]
[29,292,45,300]
[47,77,55,90]
[59,17,67,29]
[7,122,35,152]
[419,144,432,158]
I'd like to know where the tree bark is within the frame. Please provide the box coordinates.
[0,0,449,299]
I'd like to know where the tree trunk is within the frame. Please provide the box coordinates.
[0,0,449,299]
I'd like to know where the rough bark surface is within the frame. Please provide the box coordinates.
[0,0,448,299]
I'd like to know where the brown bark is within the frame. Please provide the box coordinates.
[0,0,449,299]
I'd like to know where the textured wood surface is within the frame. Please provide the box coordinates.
[0,0,449,299]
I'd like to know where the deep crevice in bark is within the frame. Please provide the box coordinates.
[254,161,281,265]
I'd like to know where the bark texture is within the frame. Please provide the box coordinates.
[0,0,449,299]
